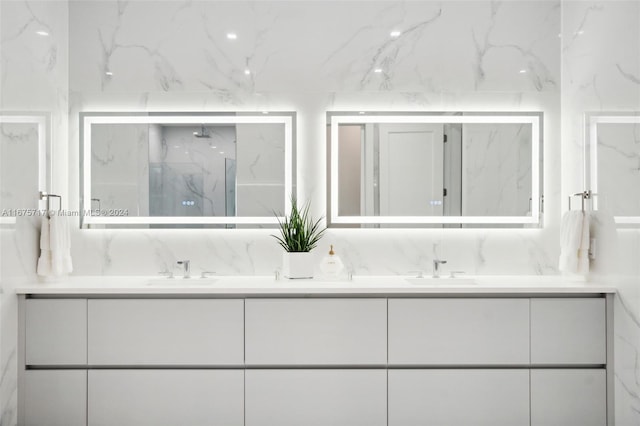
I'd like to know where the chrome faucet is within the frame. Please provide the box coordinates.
[177,260,191,278]
[432,259,447,278]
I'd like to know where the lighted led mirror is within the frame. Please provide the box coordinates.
[80,112,295,228]
[588,113,640,225]
[0,114,49,225]
[327,112,543,228]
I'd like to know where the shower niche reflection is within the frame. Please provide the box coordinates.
[81,112,294,228]
[328,112,542,228]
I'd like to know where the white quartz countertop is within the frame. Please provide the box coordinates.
[14,275,616,295]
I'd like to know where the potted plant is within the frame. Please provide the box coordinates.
[273,197,325,279]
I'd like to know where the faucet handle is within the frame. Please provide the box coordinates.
[449,271,465,278]
[347,269,354,281]
[176,260,191,278]
[200,271,216,279]
[408,270,424,278]
[158,270,174,279]
[432,259,447,278]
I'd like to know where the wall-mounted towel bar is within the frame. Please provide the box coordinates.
[568,191,597,212]
[39,191,62,216]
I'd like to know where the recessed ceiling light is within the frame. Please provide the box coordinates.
[105,71,113,76]
[359,111,365,115]
[193,131,198,135]
[35,30,49,36]
[220,151,225,154]
[211,145,217,149]
[390,31,401,38]
[244,69,251,75]
[374,68,382,73]
[577,30,585,35]
[262,111,269,115]
[519,69,527,74]
[227,33,237,40]
[174,145,180,148]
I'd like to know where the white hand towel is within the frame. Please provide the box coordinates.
[576,212,590,275]
[36,217,52,276]
[559,210,589,274]
[49,214,72,275]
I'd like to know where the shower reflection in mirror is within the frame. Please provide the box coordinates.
[81,113,294,228]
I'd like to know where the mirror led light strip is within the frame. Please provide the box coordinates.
[0,114,49,225]
[82,114,293,225]
[589,114,640,224]
[329,114,541,225]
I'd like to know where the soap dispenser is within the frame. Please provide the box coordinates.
[320,245,344,279]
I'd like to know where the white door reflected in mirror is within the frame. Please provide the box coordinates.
[328,112,543,228]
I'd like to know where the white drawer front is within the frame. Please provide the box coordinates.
[25,370,87,426]
[388,298,530,365]
[388,369,530,426]
[531,298,606,364]
[88,299,243,365]
[245,369,387,426]
[26,299,87,365]
[245,298,387,365]
[88,370,244,426]
[531,369,606,426]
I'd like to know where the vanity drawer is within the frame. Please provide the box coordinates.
[245,369,387,426]
[88,369,244,426]
[530,369,606,426]
[530,298,606,364]
[88,299,243,365]
[24,370,87,426]
[245,298,387,365]
[388,369,530,426]
[25,299,87,365]
[388,298,530,365]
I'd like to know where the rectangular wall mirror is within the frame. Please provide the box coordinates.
[588,113,640,225]
[0,114,49,225]
[80,112,295,228]
[327,112,543,228]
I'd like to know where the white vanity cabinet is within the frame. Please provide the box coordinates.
[22,300,88,426]
[18,291,612,426]
[21,297,245,426]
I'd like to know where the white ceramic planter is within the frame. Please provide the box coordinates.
[282,252,314,279]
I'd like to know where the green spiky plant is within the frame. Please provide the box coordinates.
[273,198,325,252]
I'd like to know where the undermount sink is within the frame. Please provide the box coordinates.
[406,277,476,286]
[146,278,218,286]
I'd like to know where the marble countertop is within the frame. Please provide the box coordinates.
[14,275,616,296]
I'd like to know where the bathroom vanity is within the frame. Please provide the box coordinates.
[17,277,614,426]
